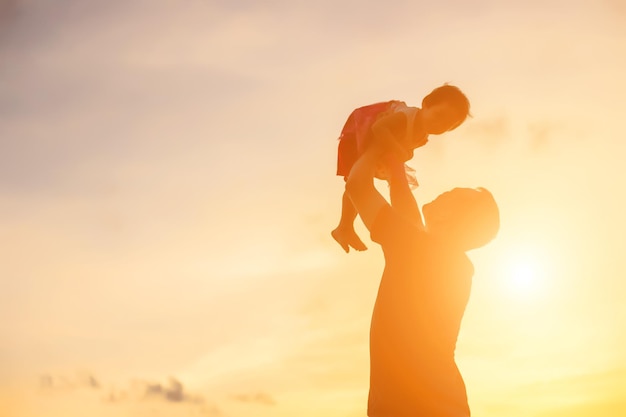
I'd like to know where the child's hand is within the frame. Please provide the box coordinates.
[381,151,407,180]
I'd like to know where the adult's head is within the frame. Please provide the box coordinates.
[421,84,471,135]
[422,187,499,251]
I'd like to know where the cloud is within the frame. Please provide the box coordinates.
[112,376,223,416]
[104,384,223,416]
[464,116,572,155]
[526,121,557,153]
[79,372,101,389]
[39,374,72,390]
[39,371,101,391]
[133,377,204,404]
[231,391,276,406]
[463,115,510,149]
[38,371,220,415]
[103,388,128,404]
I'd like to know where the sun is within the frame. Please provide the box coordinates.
[501,251,547,299]
[509,256,538,293]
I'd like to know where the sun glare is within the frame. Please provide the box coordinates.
[502,251,547,299]
[510,257,538,293]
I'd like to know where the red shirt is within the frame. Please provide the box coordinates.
[336,101,426,180]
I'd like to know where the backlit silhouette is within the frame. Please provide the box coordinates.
[335,85,500,416]
[332,85,471,253]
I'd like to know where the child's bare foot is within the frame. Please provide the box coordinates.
[331,227,368,253]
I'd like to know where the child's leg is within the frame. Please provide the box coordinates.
[331,189,368,253]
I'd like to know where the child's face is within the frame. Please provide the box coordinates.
[422,102,463,135]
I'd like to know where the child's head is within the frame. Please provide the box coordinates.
[421,84,471,135]
[422,187,499,251]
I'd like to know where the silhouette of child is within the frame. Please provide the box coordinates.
[332,84,471,253]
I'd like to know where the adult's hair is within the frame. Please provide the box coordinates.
[455,187,499,250]
[428,187,499,251]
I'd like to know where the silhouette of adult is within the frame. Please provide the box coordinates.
[344,138,499,417]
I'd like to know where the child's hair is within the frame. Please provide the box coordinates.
[422,84,471,127]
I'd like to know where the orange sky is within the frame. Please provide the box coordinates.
[1,1,626,416]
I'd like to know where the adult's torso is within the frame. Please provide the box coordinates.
[368,207,473,417]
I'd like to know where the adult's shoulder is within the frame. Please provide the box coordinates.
[370,205,424,248]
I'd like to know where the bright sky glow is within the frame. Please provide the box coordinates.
[1,1,626,417]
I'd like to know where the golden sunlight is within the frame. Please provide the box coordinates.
[510,255,539,294]
[500,249,549,299]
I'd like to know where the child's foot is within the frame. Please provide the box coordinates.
[331,227,368,253]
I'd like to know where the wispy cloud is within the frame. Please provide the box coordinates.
[463,115,510,149]
[39,371,223,415]
[39,371,101,391]
[527,121,558,153]
[132,377,204,404]
[108,375,223,416]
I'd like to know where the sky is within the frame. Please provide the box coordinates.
[1,0,626,416]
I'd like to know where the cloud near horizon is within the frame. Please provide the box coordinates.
[39,371,100,391]
[36,370,286,415]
